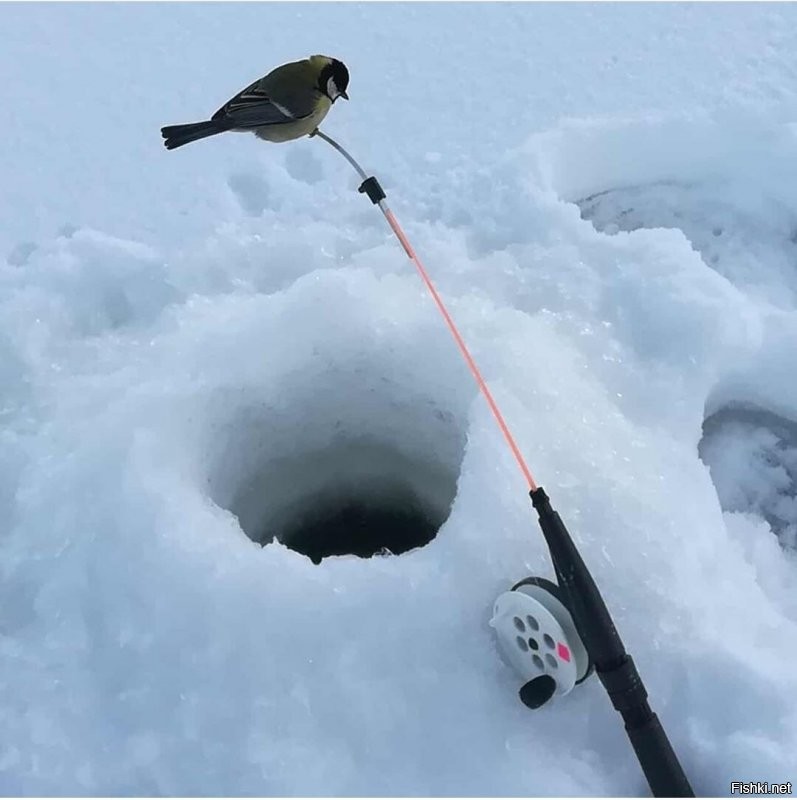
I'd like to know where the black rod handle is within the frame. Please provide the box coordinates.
[624,710,694,797]
[530,487,694,797]
[599,654,694,797]
[530,487,625,666]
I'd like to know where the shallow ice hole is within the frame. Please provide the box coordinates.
[700,403,797,551]
[207,376,467,563]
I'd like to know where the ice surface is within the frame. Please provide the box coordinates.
[2,3,797,796]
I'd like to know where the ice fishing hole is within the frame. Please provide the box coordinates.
[208,385,466,564]
[529,638,539,651]
[234,439,458,563]
[699,404,797,552]
[278,487,442,564]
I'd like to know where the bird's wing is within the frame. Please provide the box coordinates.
[211,61,320,127]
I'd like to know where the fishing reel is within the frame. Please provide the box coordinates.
[490,576,594,709]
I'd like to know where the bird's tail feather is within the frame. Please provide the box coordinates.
[161,120,230,150]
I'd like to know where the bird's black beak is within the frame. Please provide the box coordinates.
[340,90,349,101]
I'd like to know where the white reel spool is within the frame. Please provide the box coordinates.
[490,577,592,708]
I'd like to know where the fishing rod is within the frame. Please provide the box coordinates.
[314,128,694,798]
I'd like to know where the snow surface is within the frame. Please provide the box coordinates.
[3,2,797,796]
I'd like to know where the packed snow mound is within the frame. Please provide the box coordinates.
[563,117,797,309]
[3,3,797,796]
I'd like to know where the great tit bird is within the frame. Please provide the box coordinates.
[161,55,349,150]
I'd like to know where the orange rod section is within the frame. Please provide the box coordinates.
[380,204,538,492]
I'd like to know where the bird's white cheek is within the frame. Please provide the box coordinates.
[327,76,340,100]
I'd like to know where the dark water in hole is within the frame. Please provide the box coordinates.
[278,498,439,564]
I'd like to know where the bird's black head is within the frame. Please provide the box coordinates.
[319,58,349,102]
